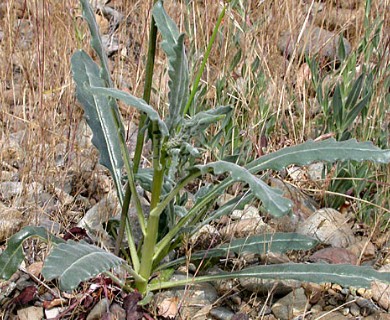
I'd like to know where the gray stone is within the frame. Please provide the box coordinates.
[109,303,126,320]
[240,277,300,296]
[87,298,110,320]
[271,288,309,320]
[296,208,355,248]
[154,273,218,319]
[209,307,235,320]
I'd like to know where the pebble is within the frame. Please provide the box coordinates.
[86,298,110,320]
[271,288,309,320]
[209,307,235,320]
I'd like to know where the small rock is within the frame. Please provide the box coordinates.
[371,264,390,311]
[231,205,259,220]
[87,298,110,320]
[349,302,360,316]
[312,311,350,320]
[109,303,126,319]
[17,306,44,320]
[347,238,376,261]
[219,217,270,239]
[209,307,235,320]
[296,208,355,248]
[240,278,300,296]
[154,273,218,319]
[271,288,309,320]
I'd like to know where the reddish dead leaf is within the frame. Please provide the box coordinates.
[123,291,143,320]
[13,286,37,306]
[309,247,357,265]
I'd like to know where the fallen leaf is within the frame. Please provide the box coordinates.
[158,296,179,319]
[123,292,143,320]
[13,286,37,306]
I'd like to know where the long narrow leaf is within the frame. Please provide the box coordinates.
[71,51,125,203]
[0,226,64,280]
[345,73,364,110]
[79,0,112,87]
[152,1,189,131]
[158,233,318,270]
[149,263,390,291]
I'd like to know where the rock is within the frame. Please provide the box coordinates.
[365,313,390,320]
[109,303,126,319]
[296,208,355,248]
[219,217,270,239]
[311,311,351,320]
[78,191,120,248]
[154,273,218,319]
[240,278,300,296]
[347,238,376,261]
[17,306,44,320]
[278,26,351,63]
[371,264,390,311]
[271,288,309,320]
[209,307,235,320]
[87,298,110,320]
[231,205,259,220]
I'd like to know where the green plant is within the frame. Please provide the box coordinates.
[1,0,390,297]
[306,0,389,213]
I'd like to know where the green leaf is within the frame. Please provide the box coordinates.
[344,93,371,130]
[158,233,317,269]
[182,106,232,137]
[88,86,169,137]
[71,51,125,203]
[152,1,189,131]
[332,84,344,128]
[79,0,113,87]
[247,139,390,173]
[196,161,293,216]
[149,263,390,291]
[42,240,123,292]
[345,73,364,110]
[0,226,64,280]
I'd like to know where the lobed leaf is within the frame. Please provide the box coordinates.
[196,161,293,217]
[42,240,123,291]
[247,138,390,174]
